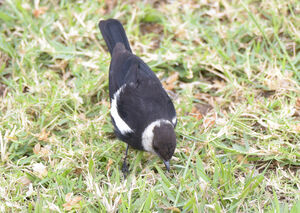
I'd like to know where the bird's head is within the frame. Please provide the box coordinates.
[142,120,176,171]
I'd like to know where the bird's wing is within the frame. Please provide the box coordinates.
[115,57,177,132]
[108,43,132,99]
[109,45,160,98]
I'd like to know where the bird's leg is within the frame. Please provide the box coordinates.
[121,145,129,177]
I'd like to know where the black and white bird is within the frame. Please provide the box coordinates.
[98,19,177,174]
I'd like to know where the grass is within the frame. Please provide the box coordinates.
[0,0,299,212]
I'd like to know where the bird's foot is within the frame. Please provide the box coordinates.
[121,161,129,178]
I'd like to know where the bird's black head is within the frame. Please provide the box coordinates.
[152,122,176,171]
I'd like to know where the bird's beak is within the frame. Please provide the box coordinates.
[163,160,170,171]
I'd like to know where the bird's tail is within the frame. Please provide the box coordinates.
[98,19,132,55]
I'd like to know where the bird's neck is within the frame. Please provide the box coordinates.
[141,119,171,153]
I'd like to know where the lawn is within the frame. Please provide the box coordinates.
[0,0,299,212]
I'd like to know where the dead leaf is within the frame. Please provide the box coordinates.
[38,129,50,141]
[166,72,179,84]
[164,207,181,212]
[106,158,113,171]
[33,143,41,155]
[63,193,83,211]
[194,103,213,116]
[190,106,203,120]
[163,72,179,90]
[18,176,31,186]
[203,118,215,128]
[203,113,217,129]
[260,90,275,98]
[32,163,48,178]
[296,98,300,109]
[163,82,174,90]
[40,145,50,156]
[236,155,248,164]
[33,143,51,160]
[295,123,300,132]
[65,193,72,202]
[57,59,69,71]
[74,168,83,175]
[140,23,163,49]
[103,0,118,14]
[33,7,47,18]
[190,102,213,120]
[211,79,227,90]
[78,113,86,120]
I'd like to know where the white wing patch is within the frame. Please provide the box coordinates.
[111,85,134,135]
[172,116,177,126]
[141,119,172,153]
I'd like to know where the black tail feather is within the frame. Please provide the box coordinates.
[98,19,132,55]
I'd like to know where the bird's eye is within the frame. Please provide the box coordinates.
[153,146,158,151]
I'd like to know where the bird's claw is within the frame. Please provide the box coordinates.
[121,161,129,178]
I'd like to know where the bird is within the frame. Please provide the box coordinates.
[98,19,177,175]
